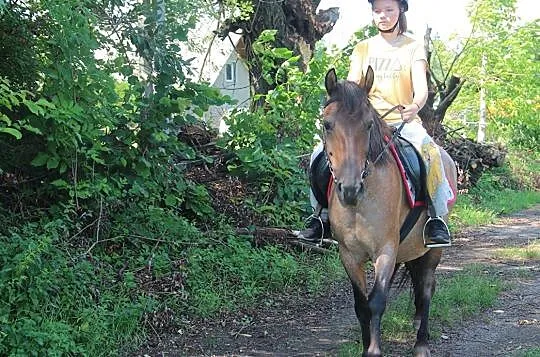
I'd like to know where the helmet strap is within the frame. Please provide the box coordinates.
[378,20,399,33]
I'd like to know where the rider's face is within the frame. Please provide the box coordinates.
[372,0,401,31]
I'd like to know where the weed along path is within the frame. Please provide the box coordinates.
[134,206,540,357]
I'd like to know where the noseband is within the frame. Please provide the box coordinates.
[322,104,404,185]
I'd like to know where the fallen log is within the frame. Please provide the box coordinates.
[236,226,337,254]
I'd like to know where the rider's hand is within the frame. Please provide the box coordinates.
[399,103,420,123]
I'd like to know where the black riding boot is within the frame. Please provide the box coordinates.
[295,215,331,243]
[424,216,451,248]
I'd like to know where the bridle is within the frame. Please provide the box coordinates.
[322,104,405,185]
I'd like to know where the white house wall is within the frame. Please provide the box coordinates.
[205,50,251,132]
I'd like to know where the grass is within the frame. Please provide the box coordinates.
[451,190,540,230]
[430,265,506,326]
[384,264,505,338]
[449,150,540,230]
[337,264,506,355]
[451,156,540,266]
[186,237,345,316]
[494,241,540,261]
[515,348,540,357]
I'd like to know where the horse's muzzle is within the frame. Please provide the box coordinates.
[337,180,365,206]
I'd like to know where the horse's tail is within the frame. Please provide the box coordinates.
[390,263,412,298]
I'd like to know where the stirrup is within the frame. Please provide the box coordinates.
[423,216,451,248]
[295,214,325,244]
[292,215,337,247]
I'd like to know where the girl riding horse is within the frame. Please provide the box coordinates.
[296,0,455,248]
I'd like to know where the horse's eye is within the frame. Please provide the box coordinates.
[323,121,333,131]
[366,119,374,130]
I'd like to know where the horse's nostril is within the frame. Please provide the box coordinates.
[337,182,343,192]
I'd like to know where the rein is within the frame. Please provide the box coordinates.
[323,104,405,184]
[371,107,406,166]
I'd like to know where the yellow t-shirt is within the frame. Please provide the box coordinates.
[347,34,427,124]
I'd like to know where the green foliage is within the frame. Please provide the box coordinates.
[0,6,40,89]
[0,0,227,354]
[430,264,505,325]
[0,203,209,355]
[442,0,538,149]
[187,236,300,316]
[516,348,540,357]
[0,77,48,141]
[0,220,153,356]
[186,229,344,316]
[220,0,254,22]
[219,31,347,224]
[451,157,540,229]
[0,0,229,216]
[494,241,540,261]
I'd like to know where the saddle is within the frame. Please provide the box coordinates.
[391,136,426,208]
[310,135,427,241]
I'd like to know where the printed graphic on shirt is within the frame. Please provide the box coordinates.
[368,57,403,80]
[368,57,402,73]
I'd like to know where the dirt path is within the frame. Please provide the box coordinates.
[135,206,539,357]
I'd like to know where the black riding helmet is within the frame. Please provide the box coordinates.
[368,0,408,12]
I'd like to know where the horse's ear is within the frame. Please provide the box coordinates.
[325,68,338,96]
[359,66,375,93]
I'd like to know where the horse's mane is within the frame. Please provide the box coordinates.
[325,80,391,165]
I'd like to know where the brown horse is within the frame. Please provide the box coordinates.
[322,67,457,357]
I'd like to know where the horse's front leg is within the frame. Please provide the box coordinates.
[406,248,442,357]
[366,245,397,357]
[339,248,371,355]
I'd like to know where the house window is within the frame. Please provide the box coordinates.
[225,62,236,82]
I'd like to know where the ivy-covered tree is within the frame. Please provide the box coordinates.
[216,0,339,102]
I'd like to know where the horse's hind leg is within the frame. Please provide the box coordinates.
[339,248,371,355]
[405,248,442,357]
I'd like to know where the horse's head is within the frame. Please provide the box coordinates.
[323,67,389,207]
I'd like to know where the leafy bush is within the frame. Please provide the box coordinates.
[0,220,151,355]
[218,31,349,225]
[0,0,229,216]
[0,202,211,355]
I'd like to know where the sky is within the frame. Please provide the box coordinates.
[319,0,538,48]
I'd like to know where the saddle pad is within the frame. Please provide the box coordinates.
[388,141,426,208]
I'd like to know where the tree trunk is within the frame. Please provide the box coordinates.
[477,53,487,142]
[418,27,465,141]
[218,0,339,104]
[419,27,507,191]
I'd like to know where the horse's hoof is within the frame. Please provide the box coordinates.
[363,352,382,357]
[413,318,421,332]
[413,344,431,357]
